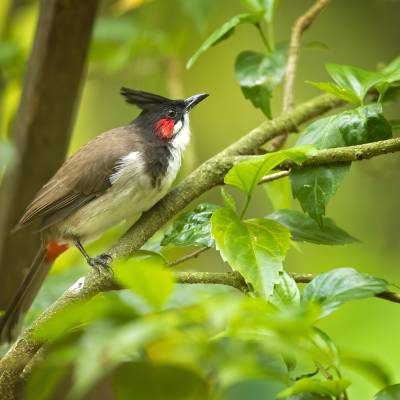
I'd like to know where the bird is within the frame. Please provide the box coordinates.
[0,87,209,342]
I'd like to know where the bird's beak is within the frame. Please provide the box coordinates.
[184,93,209,111]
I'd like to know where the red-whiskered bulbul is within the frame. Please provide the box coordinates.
[0,88,208,342]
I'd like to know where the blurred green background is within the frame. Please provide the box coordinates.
[1,0,400,398]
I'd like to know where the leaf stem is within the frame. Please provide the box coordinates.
[267,19,275,52]
[255,23,272,53]
[240,194,252,219]
[167,247,210,268]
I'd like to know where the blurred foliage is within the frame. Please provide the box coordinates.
[2,0,400,399]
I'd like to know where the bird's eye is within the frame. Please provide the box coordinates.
[167,109,177,118]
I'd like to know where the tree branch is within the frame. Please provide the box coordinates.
[283,0,330,113]
[2,125,400,395]
[269,0,330,151]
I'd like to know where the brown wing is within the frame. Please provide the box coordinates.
[17,127,143,232]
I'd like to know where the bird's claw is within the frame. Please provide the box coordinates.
[88,254,113,275]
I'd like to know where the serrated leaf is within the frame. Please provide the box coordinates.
[161,203,219,248]
[278,378,350,398]
[302,268,389,316]
[211,208,291,297]
[270,271,300,308]
[187,12,263,69]
[326,63,382,104]
[307,81,360,104]
[291,164,349,226]
[375,384,400,400]
[114,255,174,310]
[225,145,314,196]
[268,209,358,245]
[235,46,287,118]
[291,104,392,225]
[380,55,400,84]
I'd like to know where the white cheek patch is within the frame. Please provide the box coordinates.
[173,119,183,134]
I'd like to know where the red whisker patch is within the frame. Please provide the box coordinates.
[45,241,69,263]
[154,118,174,139]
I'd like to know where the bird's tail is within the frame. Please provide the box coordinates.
[0,241,68,343]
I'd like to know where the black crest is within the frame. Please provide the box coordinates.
[120,87,172,110]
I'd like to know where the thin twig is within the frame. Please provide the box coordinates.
[269,0,330,151]
[258,169,290,185]
[167,247,210,267]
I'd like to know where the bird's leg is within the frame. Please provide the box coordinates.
[73,240,112,272]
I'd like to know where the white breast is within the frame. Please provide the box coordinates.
[60,116,191,244]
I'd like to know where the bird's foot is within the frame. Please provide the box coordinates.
[88,253,113,274]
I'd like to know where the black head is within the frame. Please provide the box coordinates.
[120,87,208,140]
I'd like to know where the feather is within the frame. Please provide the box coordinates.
[120,87,171,109]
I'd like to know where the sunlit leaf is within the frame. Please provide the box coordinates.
[268,209,358,245]
[161,203,220,248]
[225,145,314,195]
[235,45,287,118]
[270,271,300,309]
[221,187,237,212]
[114,255,174,310]
[375,384,400,400]
[211,208,290,297]
[325,63,382,104]
[307,81,359,104]
[264,176,292,210]
[187,12,263,68]
[302,268,389,316]
[278,378,350,398]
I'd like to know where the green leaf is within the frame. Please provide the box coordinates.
[268,209,358,245]
[381,56,400,84]
[375,384,400,400]
[264,176,292,210]
[342,354,391,387]
[235,46,287,118]
[221,187,237,212]
[112,362,208,400]
[225,145,313,195]
[114,255,174,310]
[302,268,389,316]
[306,81,360,104]
[278,378,350,398]
[270,271,300,308]
[240,0,280,22]
[187,12,263,68]
[291,104,392,225]
[325,63,382,104]
[211,208,291,297]
[291,164,350,226]
[161,203,220,248]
